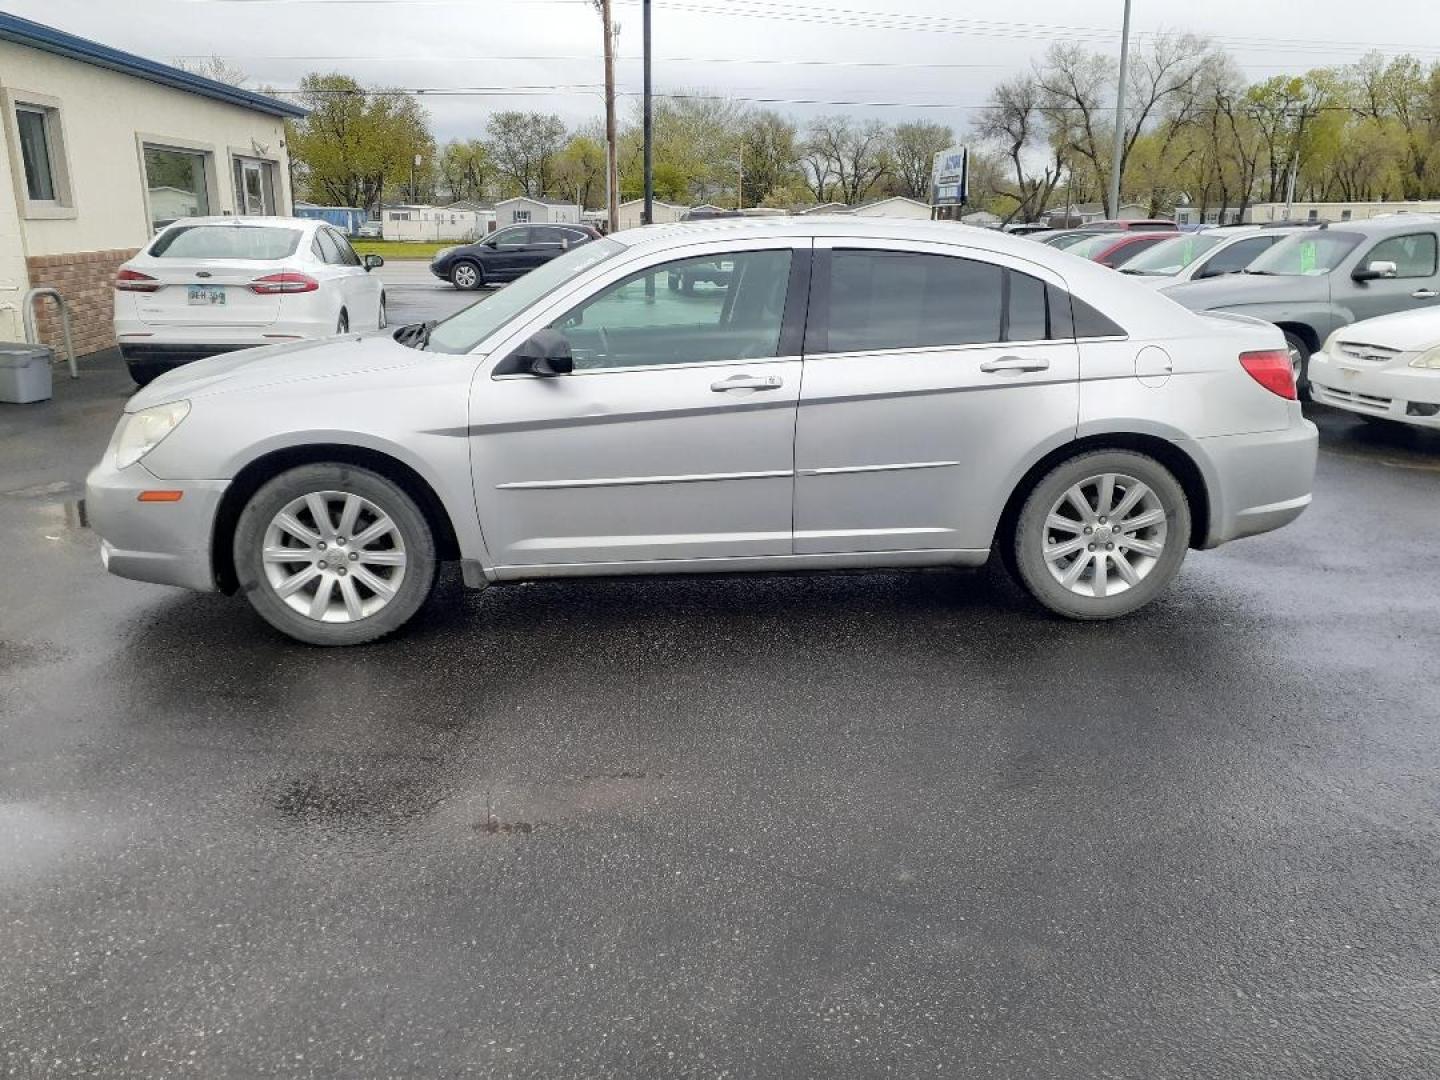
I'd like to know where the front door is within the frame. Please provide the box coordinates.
[793,240,1080,554]
[470,241,808,570]
[1348,230,1440,322]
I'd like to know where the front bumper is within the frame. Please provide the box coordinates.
[1309,349,1440,429]
[85,455,228,592]
[1195,419,1318,548]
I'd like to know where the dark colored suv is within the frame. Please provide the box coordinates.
[430,223,602,290]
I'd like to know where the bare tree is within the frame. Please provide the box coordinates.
[973,75,1063,223]
[802,116,891,205]
[890,121,953,200]
[172,55,248,87]
[486,112,568,197]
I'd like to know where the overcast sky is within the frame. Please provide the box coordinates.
[10,0,1440,142]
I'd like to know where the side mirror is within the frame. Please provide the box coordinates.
[484,238,499,249]
[501,329,573,376]
[1353,259,1398,282]
[363,254,384,270]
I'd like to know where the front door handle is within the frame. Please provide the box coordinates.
[979,355,1050,374]
[711,373,783,391]
[1412,288,1438,299]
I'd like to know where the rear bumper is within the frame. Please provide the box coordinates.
[85,455,226,592]
[118,342,256,369]
[1194,419,1318,548]
[1309,350,1440,429]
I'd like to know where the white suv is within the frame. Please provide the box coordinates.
[114,216,387,385]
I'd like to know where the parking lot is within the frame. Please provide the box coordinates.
[3,271,1440,1077]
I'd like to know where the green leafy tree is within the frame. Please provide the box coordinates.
[485,111,568,198]
[889,121,953,200]
[438,139,490,202]
[286,74,434,210]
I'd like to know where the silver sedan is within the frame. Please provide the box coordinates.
[87,218,1318,645]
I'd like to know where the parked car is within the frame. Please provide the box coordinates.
[355,221,383,239]
[1117,226,1306,288]
[1077,219,1180,233]
[1039,229,1107,250]
[1162,217,1440,394]
[87,218,1316,645]
[1309,307,1440,429]
[1003,223,1053,236]
[429,223,603,289]
[114,217,386,386]
[1064,231,1176,269]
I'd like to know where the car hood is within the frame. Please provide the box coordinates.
[1331,305,1440,351]
[126,334,436,411]
[1160,273,1329,310]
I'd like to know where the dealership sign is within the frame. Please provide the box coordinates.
[932,147,968,206]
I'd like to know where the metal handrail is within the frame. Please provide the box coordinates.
[22,287,77,379]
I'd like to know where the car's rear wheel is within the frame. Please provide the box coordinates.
[1014,450,1190,620]
[233,464,438,646]
[127,362,162,387]
[451,261,482,290]
[1283,330,1311,399]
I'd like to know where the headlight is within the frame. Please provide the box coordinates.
[1410,345,1440,370]
[1321,331,1341,355]
[434,246,456,260]
[115,401,190,469]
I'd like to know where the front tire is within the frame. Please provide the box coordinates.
[233,464,438,646]
[1013,450,1191,620]
[450,261,482,290]
[1283,330,1312,400]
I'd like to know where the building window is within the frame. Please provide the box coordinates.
[1341,209,1353,221]
[16,107,57,201]
[8,95,73,215]
[1307,209,1319,222]
[144,145,211,230]
[233,157,277,216]
[514,209,531,223]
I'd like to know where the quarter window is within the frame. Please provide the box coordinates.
[552,249,793,371]
[1363,233,1438,278]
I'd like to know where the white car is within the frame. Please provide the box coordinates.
[1309,307,1440,429]
[114,216,387,385]
[1120,226,1305,288]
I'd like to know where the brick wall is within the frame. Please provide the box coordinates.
[24,248,140,359]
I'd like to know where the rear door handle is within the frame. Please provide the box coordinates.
[979,355,1050,374]
[711,373,783,391]
[1412,288,1438,299]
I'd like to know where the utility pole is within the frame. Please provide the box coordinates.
[642,0,653,226]
[600,0,619,235]
[1107,0,1132,221]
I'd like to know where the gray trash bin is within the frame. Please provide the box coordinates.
[0,342,54,404]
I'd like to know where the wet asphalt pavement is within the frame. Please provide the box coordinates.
[3,270,1440,1078]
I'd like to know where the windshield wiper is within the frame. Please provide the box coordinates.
[394,320,437,349]
[1244,269,1274,275]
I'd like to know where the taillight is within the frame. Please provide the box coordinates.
[115,268,160,293]
[249,272,319,294]
[1239,349,1297,400]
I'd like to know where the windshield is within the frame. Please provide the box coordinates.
[149,225,301,260]
[1044,232,1092,250]
[1246,230,1361,276]
[425,237,624,353]
[1065,234,1121,260]
[1120,233,1224,275]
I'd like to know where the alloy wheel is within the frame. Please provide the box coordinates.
[1041,472,1170,598]
[261,491,408,623]
[452,263,479,289]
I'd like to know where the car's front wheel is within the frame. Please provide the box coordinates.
[233,464,438,646]
[450,261,482,290]
[1013,450,1191,620]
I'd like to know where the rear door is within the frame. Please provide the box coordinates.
[133,223,305,327]
[793,239,1080,554]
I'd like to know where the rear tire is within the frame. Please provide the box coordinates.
[377,294,387,330]
[1013,450,1190,620]
[233,464,438,646]
[127,363,162,387]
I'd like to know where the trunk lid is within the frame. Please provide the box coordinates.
[130,258,286,327]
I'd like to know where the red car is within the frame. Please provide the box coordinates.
[1064,231,1176,269]
[1077,219,1179,232]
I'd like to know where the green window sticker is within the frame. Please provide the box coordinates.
[1299,241,1317,274]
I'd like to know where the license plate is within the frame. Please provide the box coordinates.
[187,285,226,306]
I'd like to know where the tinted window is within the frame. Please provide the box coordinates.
[826,250,1003,352]
[314,228,344,264]
[1105,236,1166,267]
[1121,234,1224,276]
[553,250,792,371]
[1197,236,1275,277]
[1006,270,1049,341]
[1364,233,1438,278]
[1072,296,1125,337]
[493,227,531,247]
[149,225,301,260]
[328,229,362,266]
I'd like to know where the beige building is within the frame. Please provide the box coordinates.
[494,196,581,230]
[1243,200,1440,224]
[614,198,688,231]
[382,203,489,242]
[852,196,933,220]
[0,12,302,357]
